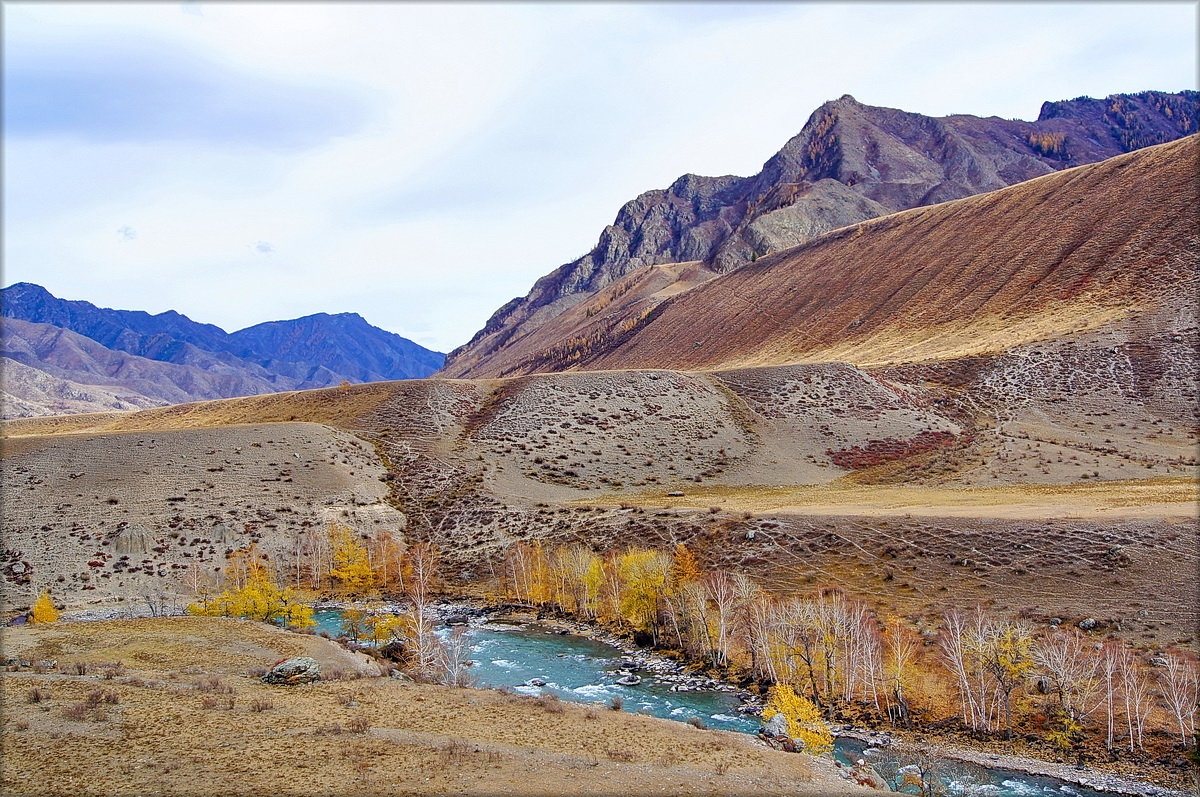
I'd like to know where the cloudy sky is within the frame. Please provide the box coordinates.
[5,1,1195,353]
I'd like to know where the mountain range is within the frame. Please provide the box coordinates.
[441,89,1197,377]
[1,283,444,417]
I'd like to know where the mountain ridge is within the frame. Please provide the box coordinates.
[431,135,1198,379]
[0,283,444,417]
[441,89,1198,378]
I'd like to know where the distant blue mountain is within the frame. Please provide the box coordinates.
[1,282,444,414]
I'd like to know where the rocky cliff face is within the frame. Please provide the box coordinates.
[442,90,1198,378]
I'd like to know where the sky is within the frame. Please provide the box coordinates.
[4,1,1196,353]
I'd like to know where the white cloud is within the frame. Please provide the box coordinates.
[4,1,1195,352]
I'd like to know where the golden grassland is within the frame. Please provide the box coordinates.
[598,476,1200,519]
[0,617,866,796]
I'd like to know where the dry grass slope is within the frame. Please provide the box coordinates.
[0,617,868,796]
[449,136,1198,377]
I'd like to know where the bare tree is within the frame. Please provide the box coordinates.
[1157,650,1198,745]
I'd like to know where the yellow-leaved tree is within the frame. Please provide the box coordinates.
[31,590,59,623]
[617,549,671,633]
[763,683,834,756]
[188,558,314,628]
[328,525,377,595]
[669,543,703,592]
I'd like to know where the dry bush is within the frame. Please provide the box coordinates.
[686,716,707,729]
[315,722,344,735]
[32,661,52,674]
[322,668,349,682]
[13,721,29,731]
[192,676,234,694]
[26,687,51,704]
[247,666,268,679]
[609,696,624,711]
[101,661,126,680]
[199,696,221,710]
[584,708,599,720]
[65,701,107,721]
[249,698,274,713]
[346,716,371,734]
[606,747,637,763]
[536,692,566,714]
[68,661,91,676]
[714,759,731,776]
[335,690,355,706]
[86,689,119,705]
[438,739,470,765]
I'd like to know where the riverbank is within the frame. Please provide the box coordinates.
[42,597,1197,796]
[435,598,1196,797]
[1,615,872,796]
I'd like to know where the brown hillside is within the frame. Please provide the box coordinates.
[451,136,1198,377]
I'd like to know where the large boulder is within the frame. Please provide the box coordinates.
[262,656,320,685]
[761,712,789,738]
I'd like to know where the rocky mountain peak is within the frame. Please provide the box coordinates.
[441,90,1199,378]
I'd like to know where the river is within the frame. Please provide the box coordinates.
[313,610,1123,796]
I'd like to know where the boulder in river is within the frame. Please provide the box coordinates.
[445,615,470,626]
[262,656,320,685]
[615,674,642,686]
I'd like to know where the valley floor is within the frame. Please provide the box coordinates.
[605,477,1199,520]
[0,617,869,796]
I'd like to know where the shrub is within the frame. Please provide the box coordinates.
[609,696,624,711]
[25,687,50,704]
[346,716,371,733]
[686,716,707,729]
[192,676,234,694]
[249,698,274,713]
[65,702,107,721]
[86,689,119,705]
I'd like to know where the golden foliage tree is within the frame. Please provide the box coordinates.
[763,683,833,756]
[616,548,671,633]
[188,558,314,628]
[669,543,703,591]
[30,590,59,623]
[328,525,377,595]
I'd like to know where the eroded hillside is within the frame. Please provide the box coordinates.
[444,136,1199,378]
[443,92,1198,378]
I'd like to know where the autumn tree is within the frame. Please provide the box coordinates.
[188,557,314,628]
[328,525,377,595]
[402,542,442,678]
[763,683,833,755]
[669,543,703,591]
[882,616,920,725]
[616,548,671,637]
[30,590,59,623]
[978,621,1035,736]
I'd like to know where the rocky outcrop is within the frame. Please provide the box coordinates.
[442,90,1198,378]
[261,656,321,685]
[440,133,1199,377]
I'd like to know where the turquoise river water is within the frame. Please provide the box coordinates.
[313,611,1121,796]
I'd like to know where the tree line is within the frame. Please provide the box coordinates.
[499,540,1198,759]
